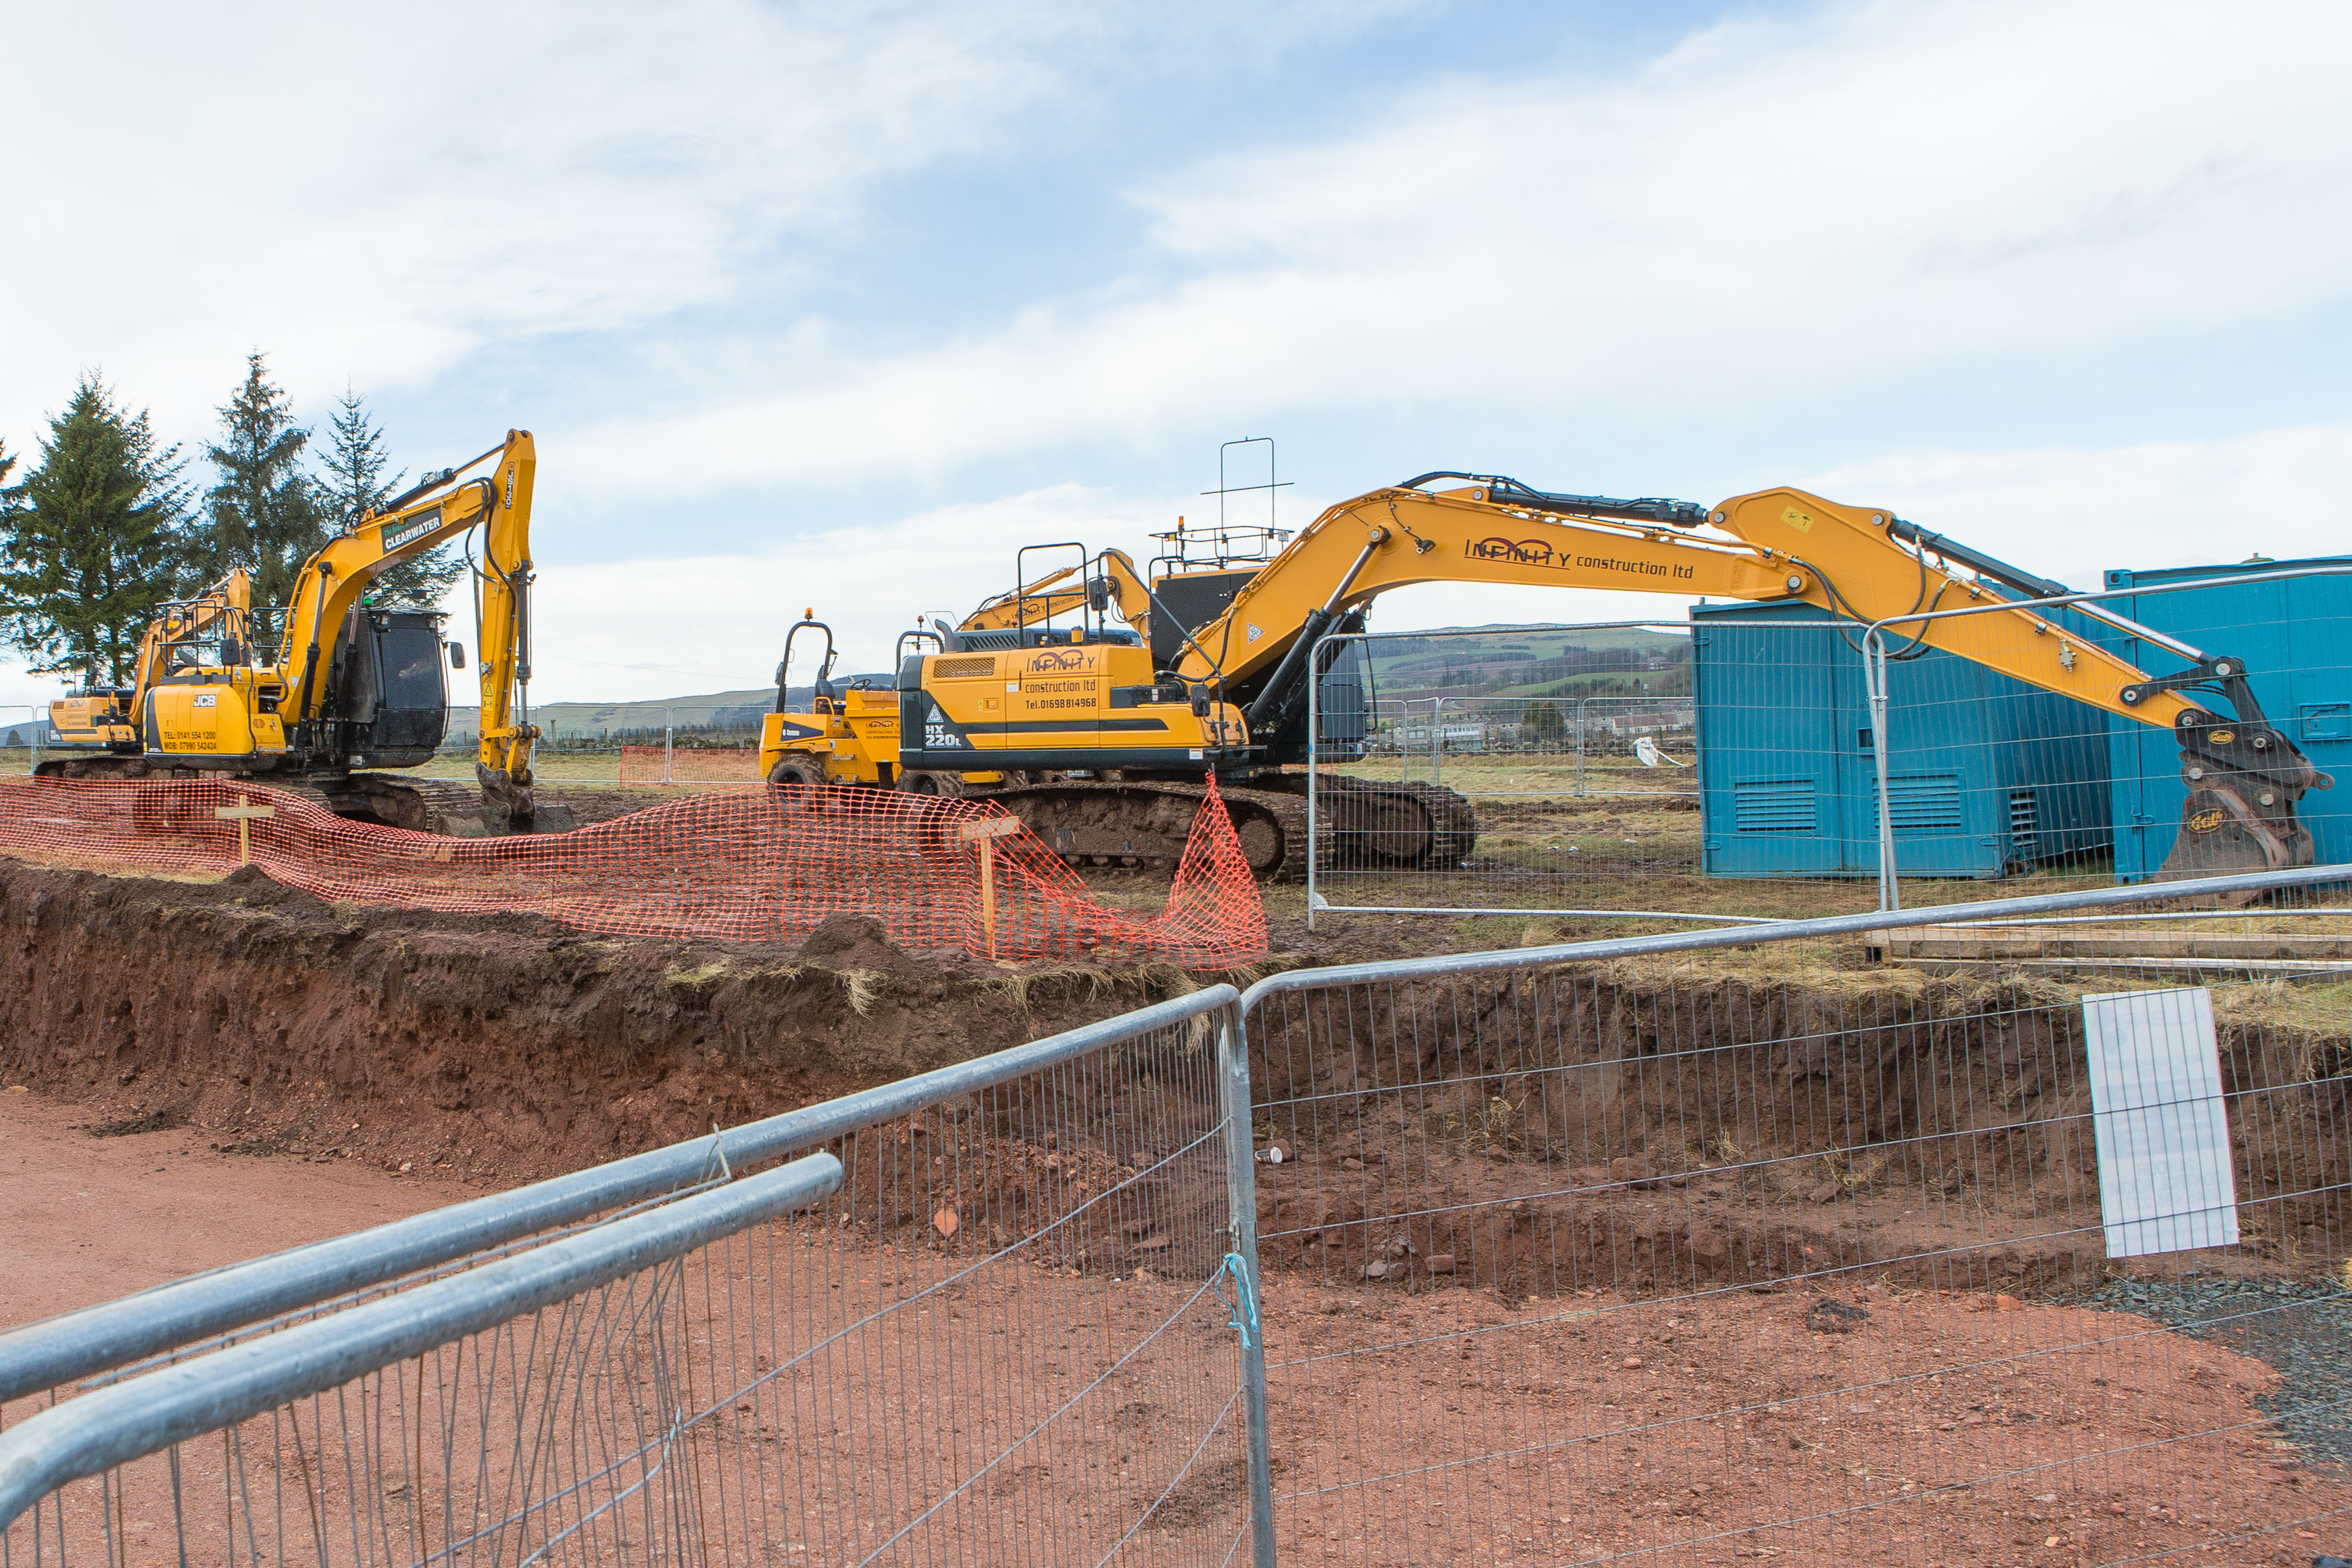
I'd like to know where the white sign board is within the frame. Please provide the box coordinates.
[2082,987,2238,1258]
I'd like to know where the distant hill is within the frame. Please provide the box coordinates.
[444,679,891,745]
[431,620,1694,743]
[1357,623,1691,703]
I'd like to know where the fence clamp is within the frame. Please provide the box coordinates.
[1212,1252,1260,1351]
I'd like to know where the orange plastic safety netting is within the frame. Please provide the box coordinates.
[0,775,1267,966]
[615,746,761,784]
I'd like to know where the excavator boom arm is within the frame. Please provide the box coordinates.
[1175,480,2210,733]
[273,430,538,811]
[960,550,1156,637]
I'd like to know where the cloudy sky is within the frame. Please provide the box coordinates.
[4,0,2348,709]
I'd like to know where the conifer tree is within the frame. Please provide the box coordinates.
[0,377,195,685]
[201,353,330,609]
[317,388,463,607]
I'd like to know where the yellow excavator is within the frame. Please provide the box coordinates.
[38,430,548,834]
[47,568,258,751]
[761,474,2331,879]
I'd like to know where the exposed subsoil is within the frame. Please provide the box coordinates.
[7,779,2352,1564]
[0,854,1208,1189]
[1259,1273,2352,1567]
[1246,964,2351,1306]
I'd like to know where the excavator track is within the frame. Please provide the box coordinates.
[975,775,1477,883]
[1310,775,1481,871]
[979,780,1311,880]
[28,761,568,837]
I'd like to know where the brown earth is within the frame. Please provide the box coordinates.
[0,856,1211,1187]
[1258,1273,2352,1567]
[1247,961,2352,1304]
[0,1088,446,1328]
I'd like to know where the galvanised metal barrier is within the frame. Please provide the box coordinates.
[0,986,1272,1567]
[1236,862,2352,1567]
[1861,563,2352,912]
[1308,572,2352,934]
[8,865,2349,1567]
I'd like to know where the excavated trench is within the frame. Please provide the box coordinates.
[4,856,2345,1304]
[0,859,1201,1185]
[1244,962,2352,1303]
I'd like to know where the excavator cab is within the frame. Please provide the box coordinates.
[325,608,452,767]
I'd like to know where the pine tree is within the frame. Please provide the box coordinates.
[200,353,331,611]
[0,377,196,685]
[317,388,464,608]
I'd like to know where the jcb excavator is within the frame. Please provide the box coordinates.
[38,430,548,834]
[47,568,258,751]
[761,475,2332,881]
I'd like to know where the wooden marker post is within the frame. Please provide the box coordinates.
[956,816,1023,959]
[214,794,277,867]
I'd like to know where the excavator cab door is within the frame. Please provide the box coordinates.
[334,608,450,766]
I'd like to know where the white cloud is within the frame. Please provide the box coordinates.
[0,1,1087,441]
[587,0,2352,490]
[1797,422,2352,590]
[513,484,1172,704]
[7,420,2344,712]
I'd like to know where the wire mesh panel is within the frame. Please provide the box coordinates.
[1310,621,1877,926]
[1,996,1260,1567]
[1238,873,2352,1565]
[1868,565,2352,899]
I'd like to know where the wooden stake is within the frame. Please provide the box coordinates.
[957,817,1022,959]
[214,793,277,867]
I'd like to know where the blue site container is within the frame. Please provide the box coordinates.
[1691,600,2112,879]
[2094,558,2352,881]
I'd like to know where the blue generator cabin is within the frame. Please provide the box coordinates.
[2093,557,2352,882]
[1690,600,2113,879]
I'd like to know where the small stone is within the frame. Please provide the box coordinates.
[1427,1254,1455,1274]
[1609,1156,1658,1188]
[1995,1294,2022,1312]
[1363,1261,1389,1280]
[1044,1153,1061,1170]
[399,1161,413,1173]
[1622,1356,1644,1371]
[2108,1503,2128,1515]
[1342,1157,1364,1172]
[1135,1235,1170,1251]
[1807,1182,1842,1204]
[933,1208,959,1238]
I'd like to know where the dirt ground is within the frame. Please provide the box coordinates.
[0,1090,450,1328]
[1257,1271,2352,1567]
[4,773,2349,1565]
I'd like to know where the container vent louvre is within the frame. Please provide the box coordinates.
[1870,774,1966,833]
[2008,788,2040,847]
[1733,778,1817,833]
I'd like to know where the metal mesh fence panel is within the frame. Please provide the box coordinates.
[617,746,761,785]
[1310,621,1885,926]
[1,993,1265,1567]
[1239,872,2352,1565]
[1311,578,2352,936]
[1868,567,2352,899]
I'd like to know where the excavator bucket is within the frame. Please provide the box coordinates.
[2155,721,2333,886]
[476,762,539,836]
